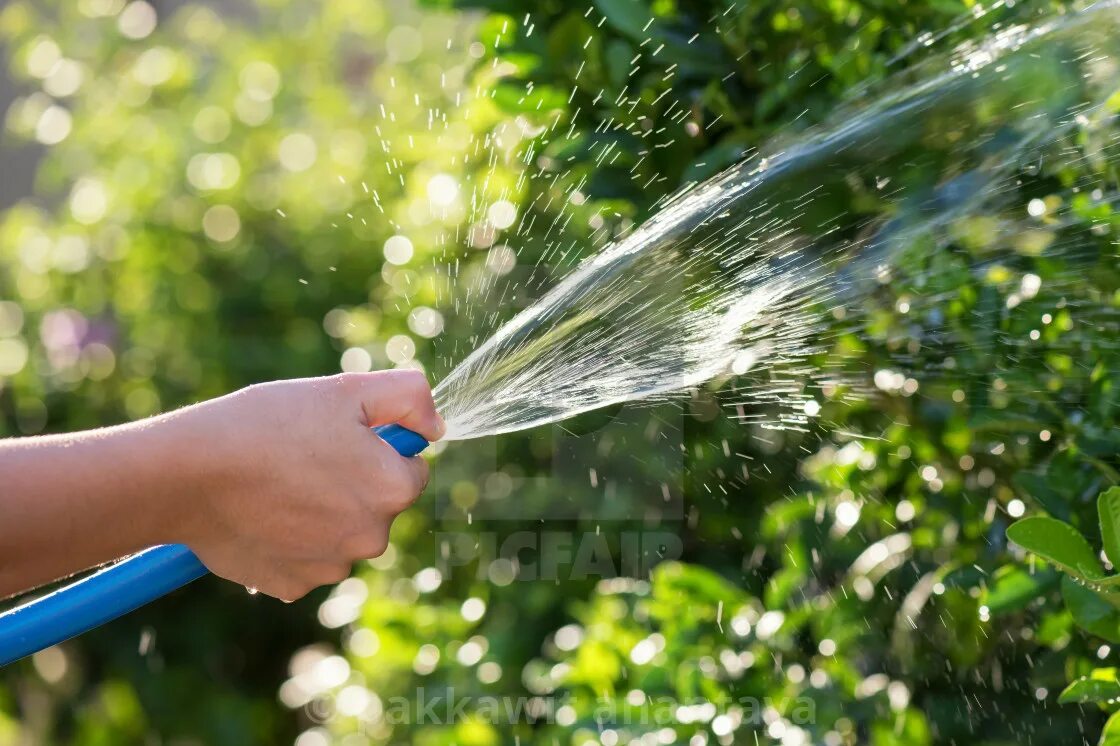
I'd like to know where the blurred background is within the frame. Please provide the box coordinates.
[1,0,1119,744]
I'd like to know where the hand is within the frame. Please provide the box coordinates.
[169,371,444,601]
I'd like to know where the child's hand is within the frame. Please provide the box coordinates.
[169,371,444,601]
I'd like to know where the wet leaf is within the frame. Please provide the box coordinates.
[1007,517,1105,581]
[1102,711,1120,746]
[1059,668,1120,704]
[1099,487,1120,568]
[1062,576,1120,643]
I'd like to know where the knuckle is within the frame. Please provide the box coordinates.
[395,368,429,396]
[335,372,365,393]
[396,367,425,384]
[235,382,268,410]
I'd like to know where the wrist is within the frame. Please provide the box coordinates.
[132,400,235,549]
[83,416,191,550]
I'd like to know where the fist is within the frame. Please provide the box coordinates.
[171,371,444,601]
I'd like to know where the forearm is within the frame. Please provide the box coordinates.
[0,413,204,598]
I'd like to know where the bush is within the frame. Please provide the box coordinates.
[1,1,1118,745]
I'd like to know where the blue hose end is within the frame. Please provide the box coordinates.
[0,544,207,666]
[373,424,429,457]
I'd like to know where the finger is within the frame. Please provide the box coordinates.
[248,560,307,602]
[368,451,429,514]
[341,525,390,560]
[300,561,351,588]
[403,456,430,500]
[344,370,445,442]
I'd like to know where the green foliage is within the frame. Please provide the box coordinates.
[1104,714,1120,746]
[1101,488,1120,567]
[1059,668,1120,705]
[1009,488,1120,618]
[1008,488,1120,741]
[1,0,1119,745]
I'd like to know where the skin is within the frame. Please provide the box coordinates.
[0,370,445,602]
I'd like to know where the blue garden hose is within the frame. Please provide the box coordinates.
[0,424,428,666]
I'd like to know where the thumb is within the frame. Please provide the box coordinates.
[344,370,445,442]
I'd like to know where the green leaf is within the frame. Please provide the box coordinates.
[760,495,816,539]
[765,564,807,609]
[605,39,632,87]
[547,12,600,76]
[969,410,1049,433]
[1014,472,1070,521]
[652,562,746,607]
[594,0,653,41]
[476,13,517,55]
[982,565,1058,615]
[491,81,569,113]
[593,0,726,74]
[1099,487,1120,568]
[1102,711,1120,746]
[682,138,751,183]
[1059,668,1120,704]
[1007,517,1105,580]
[1062,576,1120,643]
[1079,430,1120,458]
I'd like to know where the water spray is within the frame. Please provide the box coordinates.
[2,2,1119,666]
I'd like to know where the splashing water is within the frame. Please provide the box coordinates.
[434,3,1120,441]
